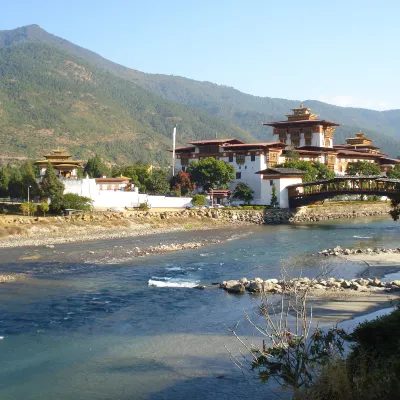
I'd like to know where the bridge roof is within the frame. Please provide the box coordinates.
[376,177,400,183]
[287,175,384,188]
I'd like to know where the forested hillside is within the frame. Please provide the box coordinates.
[0,24,399,161]
[0,41,251,164]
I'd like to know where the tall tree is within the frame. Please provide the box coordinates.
[83,154,109,178]
[346,161,381,176]
[0,167,9,198]
[270,183,279,208]
[7,166,23,199]
[21,161,41,199]
[187,158,235,192]
[231,183,254,204]
[41,163,65,201]
[146,169,170,195]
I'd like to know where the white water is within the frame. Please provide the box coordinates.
[148,279,199,288]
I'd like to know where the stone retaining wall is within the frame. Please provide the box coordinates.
[0,202,392,226]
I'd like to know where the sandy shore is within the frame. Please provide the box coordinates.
[0,217,248,249]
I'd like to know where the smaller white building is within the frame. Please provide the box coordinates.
[256,168,305,208]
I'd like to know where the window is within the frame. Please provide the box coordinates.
[229,154,233,162]
[236,172,241,179]
[270,180,274,186]
[251,153,256,162]
[182,167,186,172]
[236,153,245,165]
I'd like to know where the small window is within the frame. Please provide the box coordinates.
[270,180,274,186]
[251,153,255,162]
[236,172,242,179]
[182,167,186,172]
[229,154,233,162]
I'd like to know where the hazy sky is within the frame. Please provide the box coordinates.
[2,0,399,110]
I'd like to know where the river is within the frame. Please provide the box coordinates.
[0,217,399,399]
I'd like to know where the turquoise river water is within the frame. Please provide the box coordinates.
[0,217,399,399]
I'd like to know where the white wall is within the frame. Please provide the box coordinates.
[63,179,192,209]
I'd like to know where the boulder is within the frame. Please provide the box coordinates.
[226,283,246,294]
[246,281,263,293]
[341,280,351,289]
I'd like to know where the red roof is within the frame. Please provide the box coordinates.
[222,142,285,149]
[263,119,341,127]
[336,149,385,158]
[170,146,196,153]
[187,138,244,145]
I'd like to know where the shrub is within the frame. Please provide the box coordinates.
[138,202,150,211]
[38,202,50,216]
[191,194,206,207]
[20,202,37,215]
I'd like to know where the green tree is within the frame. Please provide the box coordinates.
[270,183,279,208]
[346,161,381,176]
[277,160,334,183]
[191,194,206,206]
[113,164,151,193]
[187,158,235,192]
[41,163,65,202]
[83,154,110,178]
[231,182,254,204]
[146,169,170,195]
[387,164,400,179]
[38,202,50,216]
[286,149,300,162]
[21,161,41,200]
[58,193,93,212]
[0,168,9,198]
[7,167,23,199]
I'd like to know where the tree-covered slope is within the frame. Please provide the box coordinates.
[1,24,399,159]
[0,41,252,164]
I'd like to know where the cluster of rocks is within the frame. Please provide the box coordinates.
[130,240,221,256]
[318,246,400,256]
[219,276,400,294]
[0,273,24,283]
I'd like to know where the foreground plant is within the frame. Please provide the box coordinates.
[227,274,347,395]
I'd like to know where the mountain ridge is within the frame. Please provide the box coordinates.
[0,24,399,160]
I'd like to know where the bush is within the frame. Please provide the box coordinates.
[38,202,50,216]
[191,194,206,206]
[299,307,400,400]
[20,202,37,215]
[138,202,150,211]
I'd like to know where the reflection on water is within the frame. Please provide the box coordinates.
[0,218,399,399]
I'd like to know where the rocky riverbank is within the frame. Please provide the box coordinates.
[217,276,400,294]
[317,246,400,256]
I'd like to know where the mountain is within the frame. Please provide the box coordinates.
[0,24,399,163]
[0,28,252,164]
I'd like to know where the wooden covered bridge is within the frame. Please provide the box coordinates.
[287,176,400,208]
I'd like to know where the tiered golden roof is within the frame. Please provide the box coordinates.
[286,104,319,121]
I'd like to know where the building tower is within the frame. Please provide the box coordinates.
[263,104,341,149]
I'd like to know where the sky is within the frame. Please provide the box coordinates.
[2,0,399,110]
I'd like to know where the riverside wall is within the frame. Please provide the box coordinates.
[1,202,392,227]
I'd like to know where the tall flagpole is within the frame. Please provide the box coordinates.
[172,126,177,176]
